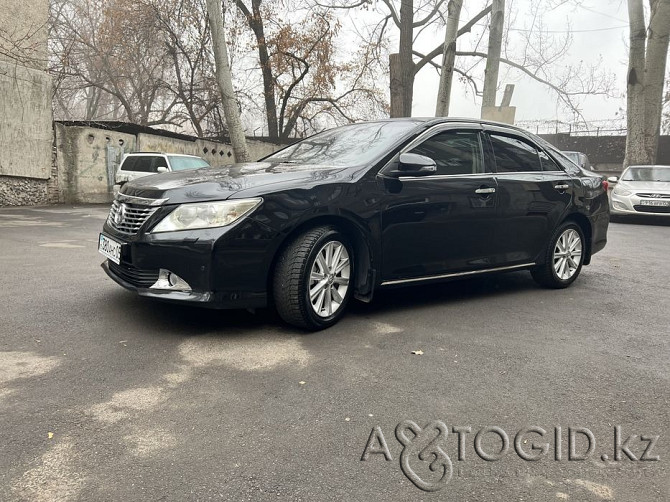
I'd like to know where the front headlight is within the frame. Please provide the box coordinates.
[151,198,262,233]
[612,186,632,197]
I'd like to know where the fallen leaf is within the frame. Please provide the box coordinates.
[48,432,54,439]
[299,381,306,385]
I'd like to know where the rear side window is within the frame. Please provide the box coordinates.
[489,134,542,173]
[409,130,484,175]
[539,151,562,171]
[121,156,155,173]
[120,156,138,172]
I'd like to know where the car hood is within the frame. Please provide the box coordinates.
[121,161,350,204]
[618,181,670,192]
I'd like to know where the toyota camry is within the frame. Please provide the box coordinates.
[99,118,609,330]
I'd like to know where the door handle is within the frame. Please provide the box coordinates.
[554,184,570,191]
[475,187,496,194]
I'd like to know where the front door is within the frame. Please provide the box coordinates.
[380,127,500,282]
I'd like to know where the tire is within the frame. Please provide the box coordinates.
[531,221,585,289]
[273,226,354,330]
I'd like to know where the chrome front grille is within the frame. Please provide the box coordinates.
[636,193,670,199]
[107,200,158,235]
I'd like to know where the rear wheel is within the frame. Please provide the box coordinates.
[273,226,353,330]
[531,222,585,289]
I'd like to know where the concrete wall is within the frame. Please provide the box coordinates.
[540,134,670,175]
[137,134,283,166]
[54,124,286,203]
[55,124,137,204]
[0,0,52,206]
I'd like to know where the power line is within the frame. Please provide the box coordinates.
[509,25,628,34]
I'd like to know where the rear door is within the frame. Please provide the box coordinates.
[379,125,500,282]
[484,127,573,265]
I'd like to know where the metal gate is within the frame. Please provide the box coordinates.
[106,145,126,190]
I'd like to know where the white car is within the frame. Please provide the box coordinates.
[609,165,670,216]
[115,153,211,186]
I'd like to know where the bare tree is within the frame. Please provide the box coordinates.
[624,0,670,167]
[434,0,462,116]
[230,2,387,138]
[206,0,250,161]
[481,0,503,109]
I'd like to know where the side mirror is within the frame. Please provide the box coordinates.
[156,166,169,173]
[607,176,618,183]
[389,153,437,177]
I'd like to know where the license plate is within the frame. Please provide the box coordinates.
[98,233,122,264]
[640,199,670,207]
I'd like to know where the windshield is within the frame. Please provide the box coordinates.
[168,156,210,171]
[264,121,422,167]
[621,166,670,182]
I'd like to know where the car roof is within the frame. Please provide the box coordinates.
[124,152,202,158]
[341,117,536,135]
[627,165,670,168]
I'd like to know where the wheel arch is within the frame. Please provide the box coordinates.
[563,212,593,265]
[266,214,376,305]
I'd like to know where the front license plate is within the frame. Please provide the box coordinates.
[640,199,670,207]
[98,233,122,264]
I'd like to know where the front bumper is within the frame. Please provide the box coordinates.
[610,192,670,215]
[100,216,277,309]
[102,261,215,305]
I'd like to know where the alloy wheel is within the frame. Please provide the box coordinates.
[309,241,350,317]
[552,228,582,281]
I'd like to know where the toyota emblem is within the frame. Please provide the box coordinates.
[115,203,127,225]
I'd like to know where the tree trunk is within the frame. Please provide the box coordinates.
[482,0,504,109]
[236,0,279,138]
[642,0,670,162]
[398,0,414,117]
[435,0,463,117]
[389,53,403,118]
[624,0,670,167]
[625,0,650,166]
[206,0,250,162]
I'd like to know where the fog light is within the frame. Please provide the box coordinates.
[150,269,192,291]
[612,201,628,210]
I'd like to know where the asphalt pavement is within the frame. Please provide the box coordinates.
[0,205,668,501]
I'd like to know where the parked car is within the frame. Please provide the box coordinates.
[608,165,670,216]
[115,153,211,186]
[563,151,592,170]
[99,119,610,330]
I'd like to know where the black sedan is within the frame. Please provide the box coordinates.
[99,118,609,330]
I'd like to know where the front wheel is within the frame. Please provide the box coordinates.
[273,226,354,330]
[531,222,585,289]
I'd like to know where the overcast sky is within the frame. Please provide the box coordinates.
[390,0,632,129]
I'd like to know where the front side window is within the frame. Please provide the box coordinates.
[489,134,542,173]
[408,130,484,176]
[152,157,168,171]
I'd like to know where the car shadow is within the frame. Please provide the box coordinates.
[610,214,670,226]
[103,271,544,336]
[348,271,539,317]
[105,289,285,337]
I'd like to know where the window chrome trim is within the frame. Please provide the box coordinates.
[380,263,535,286]
[116,193,169,206]
[398,172,496,181]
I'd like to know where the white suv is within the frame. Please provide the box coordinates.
[115,153,211,186]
